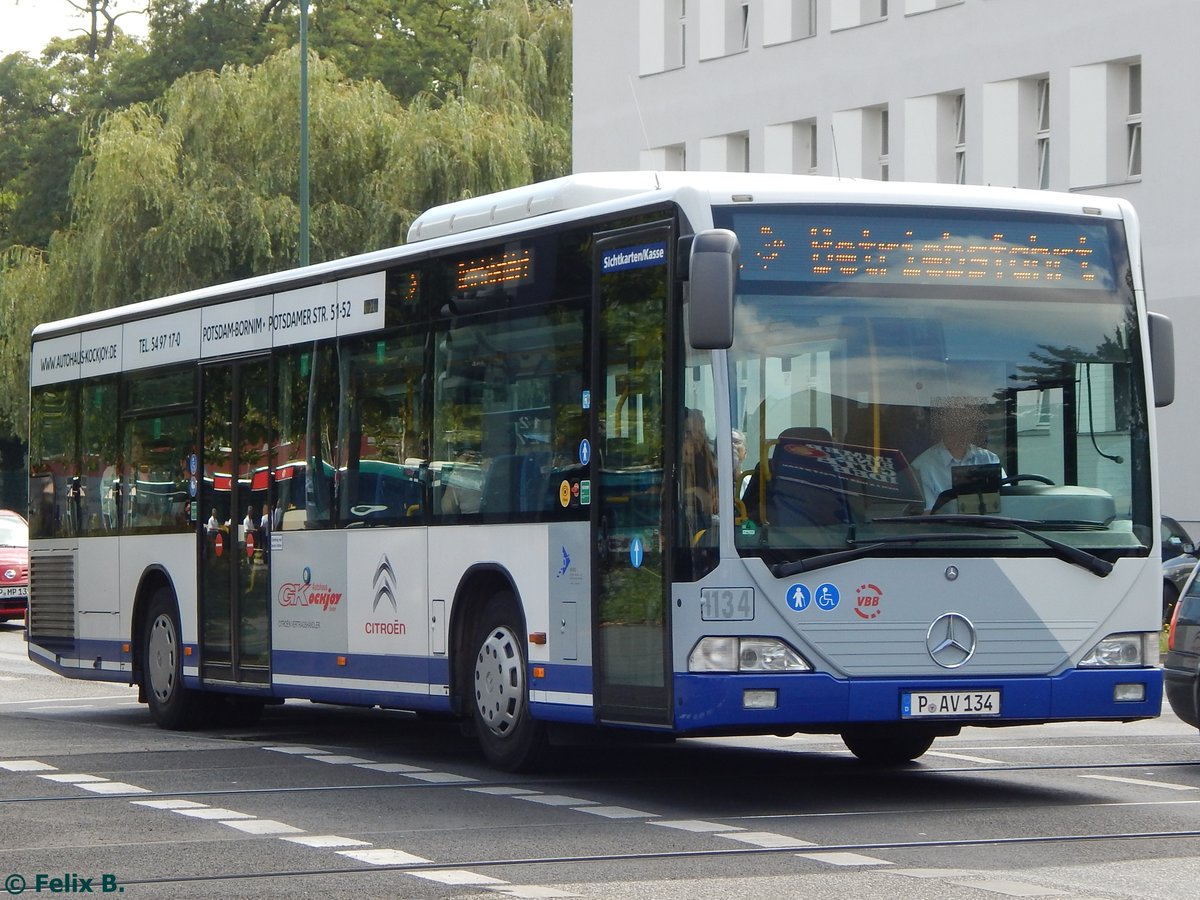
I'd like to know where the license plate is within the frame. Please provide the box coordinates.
[901,690,1000,718]
[0,586,26,599]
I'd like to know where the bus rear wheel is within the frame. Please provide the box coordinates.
[142,588,210,730]
[841,725,936,764]
[470,593,548,771]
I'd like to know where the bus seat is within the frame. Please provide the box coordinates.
[769,426,851,527]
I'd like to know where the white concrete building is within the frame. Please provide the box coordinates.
[573,0,1200,529]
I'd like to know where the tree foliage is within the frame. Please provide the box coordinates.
[0,0,572,435]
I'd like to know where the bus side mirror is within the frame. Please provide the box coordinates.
[1148,312,1174,407]
[687,229,739,350]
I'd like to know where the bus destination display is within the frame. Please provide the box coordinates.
[725,208,1118,290]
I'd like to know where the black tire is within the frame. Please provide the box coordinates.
[841,725,936,764]
[469,592,548,771]
[142,588,211,730]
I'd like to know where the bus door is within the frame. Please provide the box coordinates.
[591,223,675,726]
[199,357,271,686]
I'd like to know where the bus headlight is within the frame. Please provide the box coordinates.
[688,637,811,672]
[1079,633,1157,668]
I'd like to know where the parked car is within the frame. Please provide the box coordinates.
[0,510,28,623]
[1163,515,1199,623]
[1165,562,1200,729]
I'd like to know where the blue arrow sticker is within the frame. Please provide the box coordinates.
[630,537,644,569]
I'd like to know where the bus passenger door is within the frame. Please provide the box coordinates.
[591,223,674,727]
[200,358,272,686]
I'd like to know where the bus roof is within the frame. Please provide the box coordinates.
[32,171,1135,341]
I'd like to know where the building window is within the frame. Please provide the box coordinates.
[878,108,890,181]
[905,0,963,13]
[639,0,687,74]
[763,119,815,173]
[699,0,751,59]
[1036,77,1051,189]
[763,0,816,44]
[831,0,887,30]
[1126,63,1142,178]
[641,144,687,171]
[700,132,749,171]
[954,92,966,184]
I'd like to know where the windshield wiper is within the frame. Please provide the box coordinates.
[769,531,1016,578]
[874,514,1113,577]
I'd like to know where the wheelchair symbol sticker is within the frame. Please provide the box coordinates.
[815,583,840,611]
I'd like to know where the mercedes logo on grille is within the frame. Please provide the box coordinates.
[926,613,977,669]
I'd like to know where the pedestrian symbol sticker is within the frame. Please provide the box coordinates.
[579,438,592,466]
[786,584,811,611]
[815,583,840,611]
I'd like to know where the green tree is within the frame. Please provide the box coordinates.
[0,0,572,438]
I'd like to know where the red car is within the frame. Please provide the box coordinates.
[0,510,29,622]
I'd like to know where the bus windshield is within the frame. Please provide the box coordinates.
[717,204,1152,565]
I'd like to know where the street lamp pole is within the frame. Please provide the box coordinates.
[298,0,310,267]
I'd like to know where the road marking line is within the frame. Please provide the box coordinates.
[572,805,658,819]
[262,746,328,755]
[483,887,578,898]
[283,835,372,848]
[652,820,743,833]
[77,781,151,794]
[171,807,255,820]
[337,848,431,866]
[409,869,506,886]
[925,750,1005,764]
[715,831,816,849]
[1079,774,1197,791]
[799,851,893,867]
[221,818,305,835]
[0,760,57,771]
[517,794,596,806]
[465,786,540,796]
[132,799,208,810]
[405,771,478,784]
[355,762,431,773]
[38,773,107,783]
[307,754,374,765]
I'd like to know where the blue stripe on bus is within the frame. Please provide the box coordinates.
[271,649,450,684]
[672,668,1163,731]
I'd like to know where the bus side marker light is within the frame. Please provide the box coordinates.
[336,656,347,667]
[1114,683,1146,703]
[743,689,778,709]
[532,667,545,679]
[184,646,193,657]
[122,643,130,654]
[529,632,547,645]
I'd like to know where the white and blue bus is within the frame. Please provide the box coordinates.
[27,172,1173,768]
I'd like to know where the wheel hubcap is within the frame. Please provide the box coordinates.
[148,613,177,703]
[475,625,524,737]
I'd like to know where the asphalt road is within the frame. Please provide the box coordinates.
[2,620,1199,900]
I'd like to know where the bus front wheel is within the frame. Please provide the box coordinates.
[470,593,548,771]
[841,725,936,764]
[142,588,209,730]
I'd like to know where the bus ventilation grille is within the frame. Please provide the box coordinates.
[29,553,76,640]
